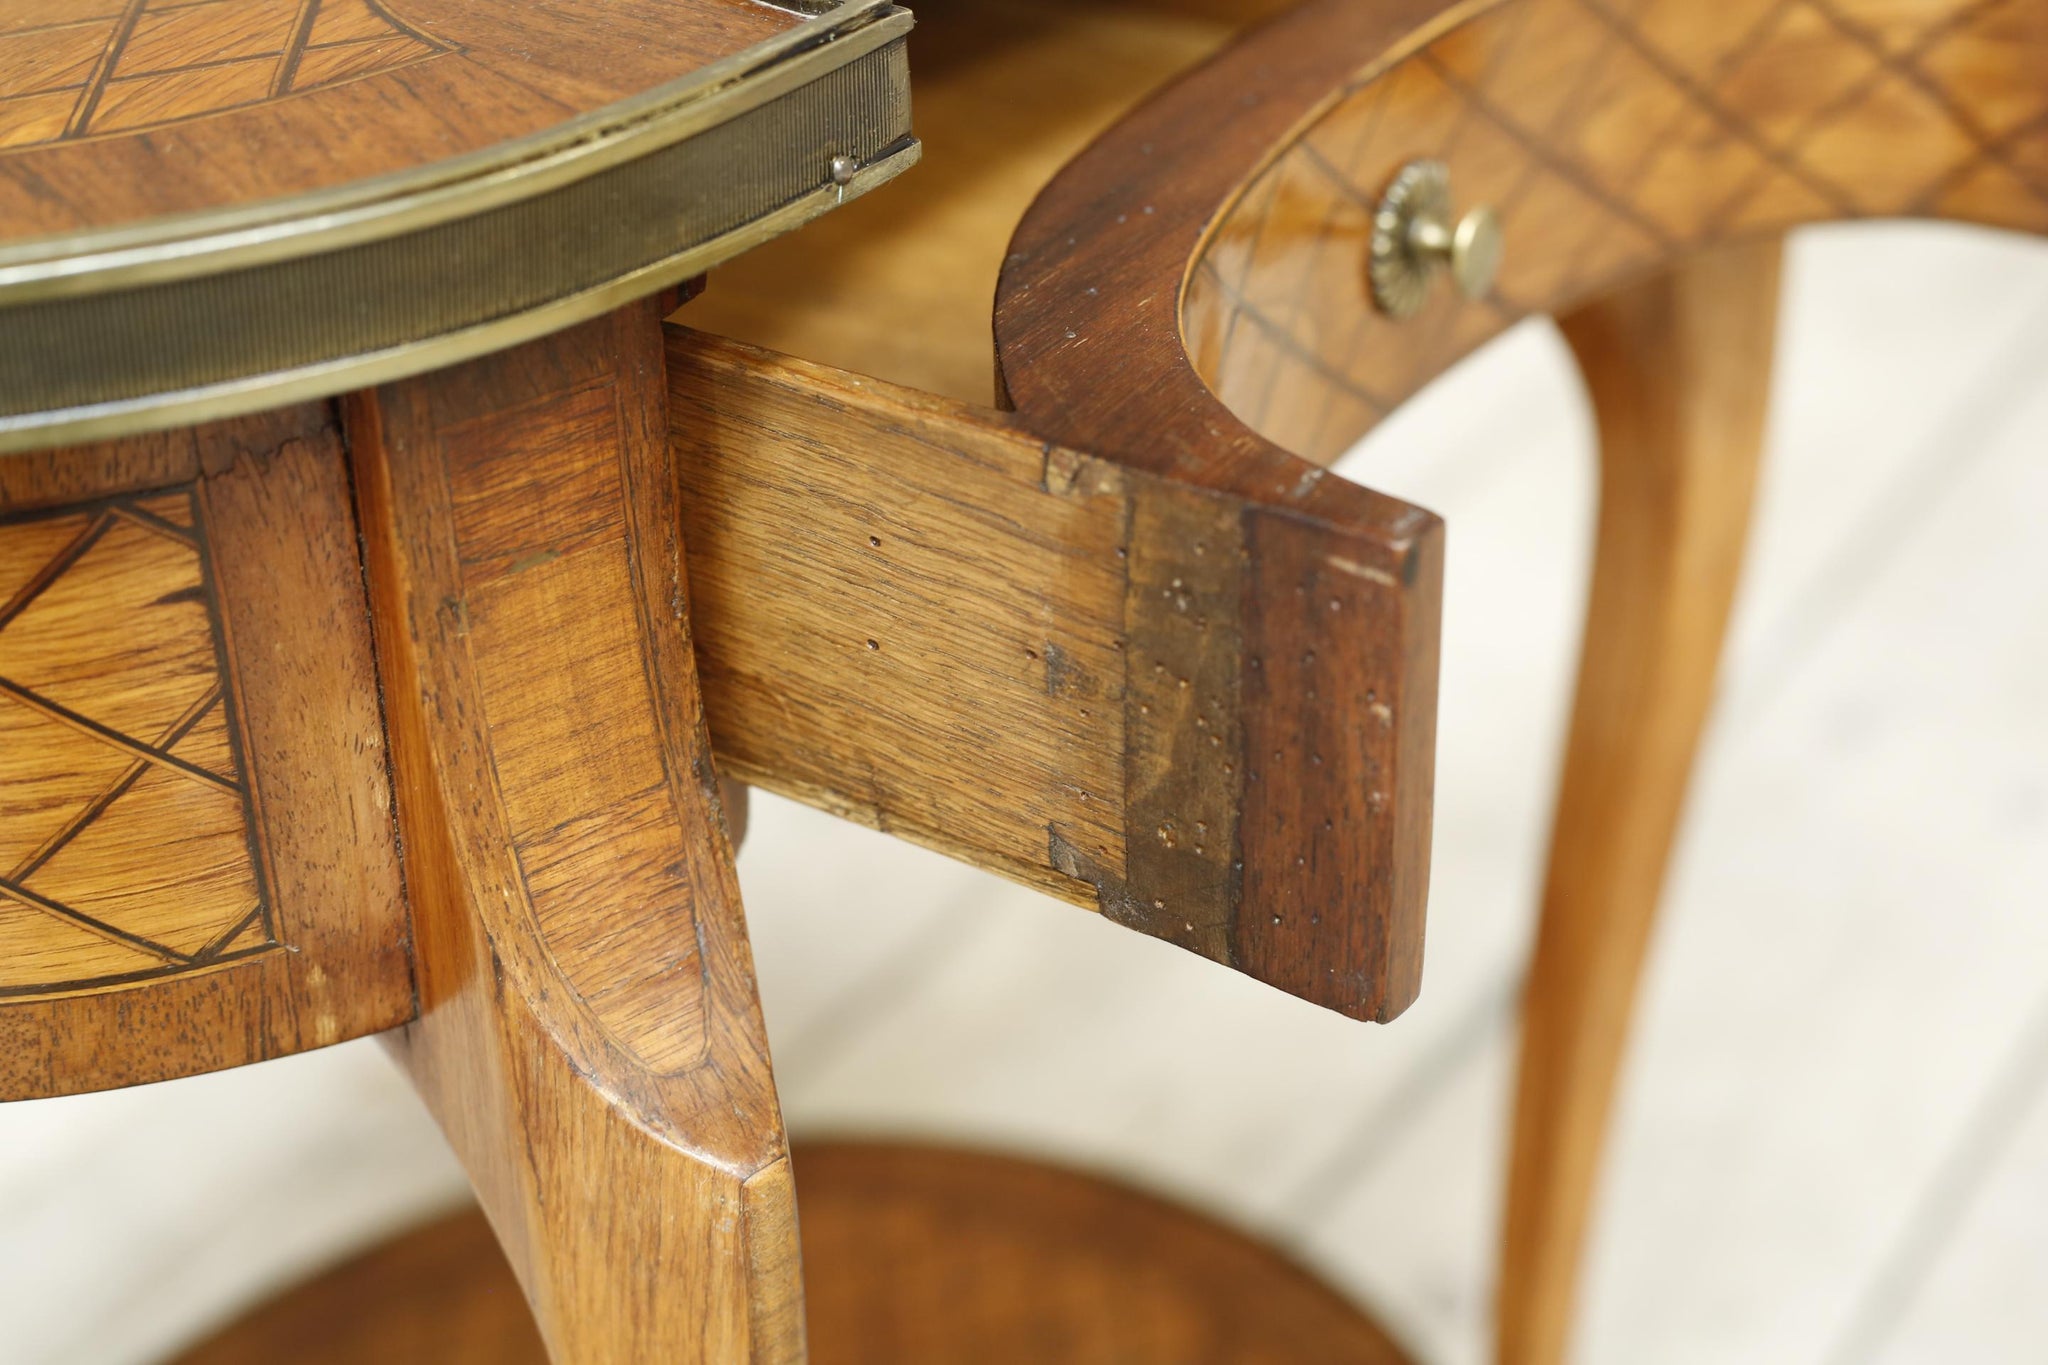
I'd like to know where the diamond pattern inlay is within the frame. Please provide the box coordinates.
[1183,0,2048,465]
[0,0,457,150]
[0,488,273,997]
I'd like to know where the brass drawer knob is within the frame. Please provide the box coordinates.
[1369,159,1502,319]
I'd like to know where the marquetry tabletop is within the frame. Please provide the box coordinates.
[0,0,917,449]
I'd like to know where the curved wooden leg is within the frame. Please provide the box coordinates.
[350,301,802,1364]
[1496,240,1782,1365]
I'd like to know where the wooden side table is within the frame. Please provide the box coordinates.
[4,0,2044,1360]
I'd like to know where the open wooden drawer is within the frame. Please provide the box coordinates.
[678,0,1438,1023]
[668,0,2048,1022]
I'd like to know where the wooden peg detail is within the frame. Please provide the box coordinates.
[350,302,802,1364]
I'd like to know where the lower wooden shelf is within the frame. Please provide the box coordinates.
[171,1141,1412,1365]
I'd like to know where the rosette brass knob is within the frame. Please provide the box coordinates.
[1368,159,1502,319]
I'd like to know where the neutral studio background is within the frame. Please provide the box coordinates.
[3,222,2045,1365]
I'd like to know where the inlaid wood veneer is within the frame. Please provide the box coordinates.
[0,486,271,996]
[0,0,457,151]
[1182,0,2048,462]
[0,0,916,451]
[0,407,412,1099]
[0,0,800,231]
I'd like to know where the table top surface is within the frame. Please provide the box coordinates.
[0,0,803,243]
[0,0,918,452]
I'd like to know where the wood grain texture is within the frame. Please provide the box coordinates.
[1176,0,2048,464]
[1498,240,1781,1365]
[0,0,799,234]
[171,1141,1413,1365]
[672,326,1431,1020]
[0,404,410,1099]
[678,0,1455,1021]
[670,330,1128,907]
[352,302,801,1365]
[0,487,268,997]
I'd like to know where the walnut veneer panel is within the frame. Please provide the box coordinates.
[1184,0,2048,462]
[0,406,411,1098]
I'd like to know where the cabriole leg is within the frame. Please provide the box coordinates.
[350,301,803,1365]
[1497,239,1783,1365]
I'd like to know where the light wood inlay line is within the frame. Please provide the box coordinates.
[6,683,222,883]
[192,901,265,961]
[110,503,199,547]
[0,678,239,795]
[0,874,191,964]
[63,0,148,139]
[0,480,288,1009]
